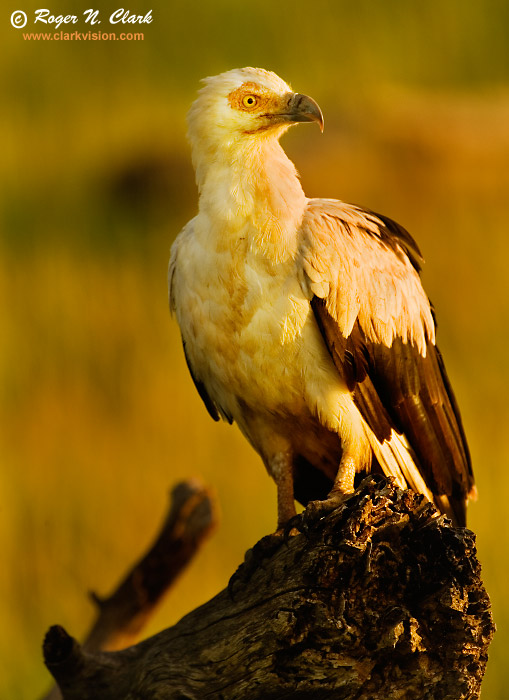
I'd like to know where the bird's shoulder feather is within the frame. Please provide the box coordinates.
[299,198,434,352]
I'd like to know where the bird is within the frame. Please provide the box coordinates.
[169,67,476,530]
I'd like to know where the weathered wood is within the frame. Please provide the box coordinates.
[43,476,494,700]
[84,479,217,652]
[41,479,217,700]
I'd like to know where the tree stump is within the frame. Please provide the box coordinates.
[43,476,494,699]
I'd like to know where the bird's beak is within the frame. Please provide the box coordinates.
[286,93,324,132]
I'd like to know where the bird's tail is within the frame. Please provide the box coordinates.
[366,429,464,526]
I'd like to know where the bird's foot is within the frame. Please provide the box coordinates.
[283,516,303,541]
[301,489,354,531]
[281,490,354,539]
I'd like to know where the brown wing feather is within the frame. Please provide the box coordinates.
[302,199,474,525]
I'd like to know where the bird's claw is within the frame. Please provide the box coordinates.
[283,515,303,541]
[301,491,353,530]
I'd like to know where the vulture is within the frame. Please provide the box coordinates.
[169,67,475,529]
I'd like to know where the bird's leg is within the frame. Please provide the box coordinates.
[328,452,356,501]
[228,452,296,596]
[305,450,357,522]
[270,451,297,531]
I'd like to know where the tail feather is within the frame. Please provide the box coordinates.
[366,429,465,525]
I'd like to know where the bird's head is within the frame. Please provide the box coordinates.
[187,67,323,154]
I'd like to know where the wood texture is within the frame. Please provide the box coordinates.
[43,476,494,699]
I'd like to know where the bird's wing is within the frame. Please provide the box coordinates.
[169,222,221,423]
[299,198,474,524]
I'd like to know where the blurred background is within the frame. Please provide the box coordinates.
[1,0,508,696]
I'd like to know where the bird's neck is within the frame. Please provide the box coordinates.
[193,136,307,262]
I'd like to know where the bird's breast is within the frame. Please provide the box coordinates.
[174,221,331,421]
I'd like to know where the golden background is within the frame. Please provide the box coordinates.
[1,1,508,696]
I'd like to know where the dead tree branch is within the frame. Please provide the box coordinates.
[84,479,217,652]
[42,479,217,700]
[43,476,494,699]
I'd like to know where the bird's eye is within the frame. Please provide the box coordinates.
[242,94,258,109]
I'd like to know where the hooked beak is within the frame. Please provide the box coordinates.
[285,92,324,132]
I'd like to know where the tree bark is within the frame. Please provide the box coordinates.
[43,476,494,700]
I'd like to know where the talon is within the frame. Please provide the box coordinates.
[283,515,303,541]
[303,490,352,528]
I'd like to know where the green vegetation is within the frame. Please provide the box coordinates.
[1,1,508,696]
